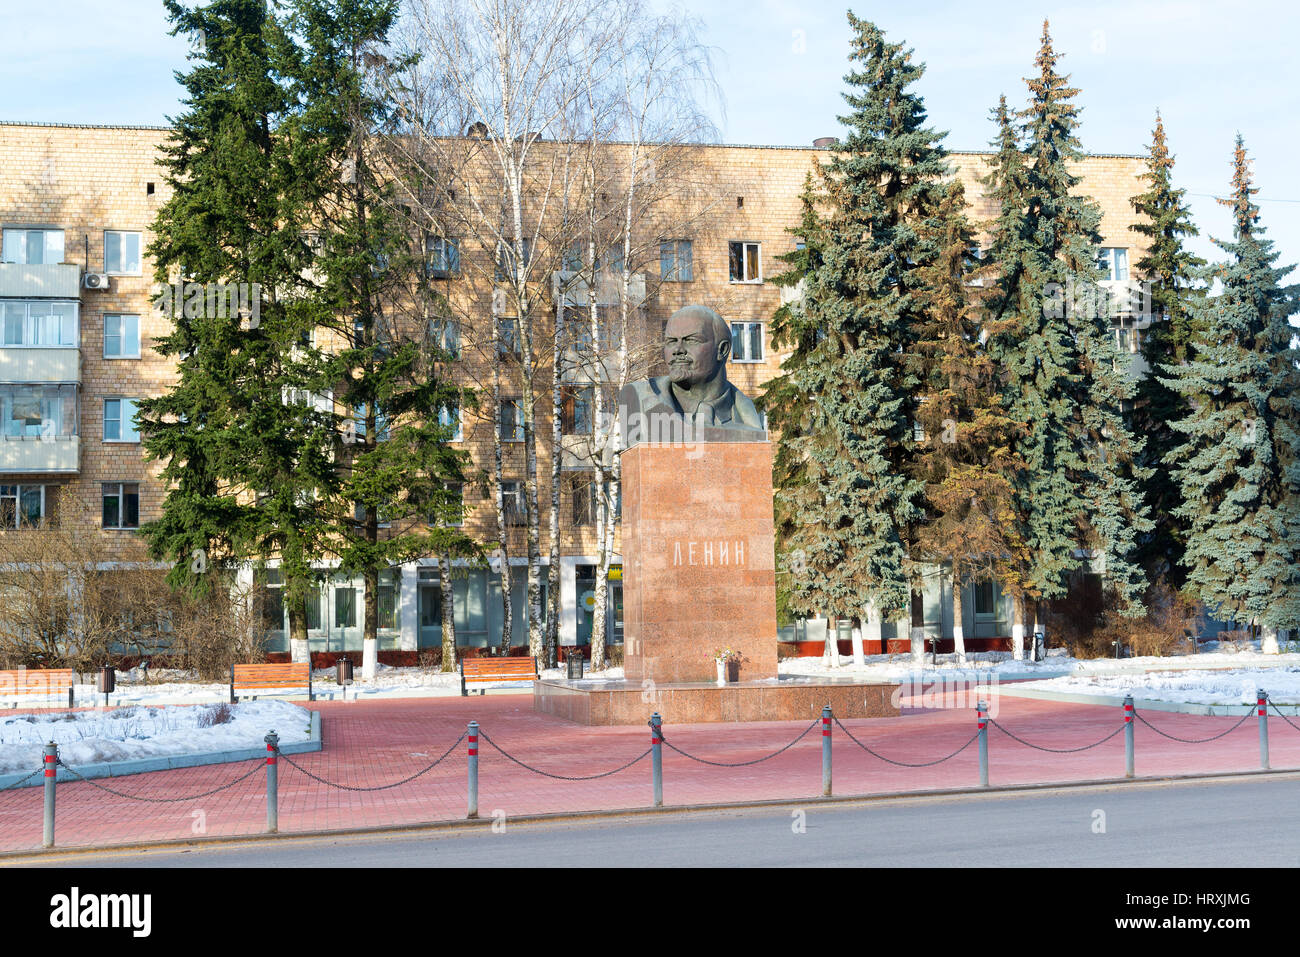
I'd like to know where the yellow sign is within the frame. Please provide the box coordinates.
[608,565,623,581]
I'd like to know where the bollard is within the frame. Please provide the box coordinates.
[976,700,989,788]
[650,713,663,808]
[42,741,57,849]
[1124,695,1135,779]
[467,721,479,819]
[264,731,279,833]
[821,705,832,797]
[1258,690,1269,771]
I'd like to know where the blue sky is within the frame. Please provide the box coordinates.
[4,0,1298,271]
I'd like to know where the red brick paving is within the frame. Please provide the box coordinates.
[0,692,1293,853]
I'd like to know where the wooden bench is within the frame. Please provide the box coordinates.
[460,656,539,696]
[231,663,313,703]
[0,668,76,708]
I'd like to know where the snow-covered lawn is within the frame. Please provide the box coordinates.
[1019,669,1300,707]
[0,700,312,775]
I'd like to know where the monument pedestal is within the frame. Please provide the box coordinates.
[533,441,900,725]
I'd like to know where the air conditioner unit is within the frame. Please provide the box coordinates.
[82,273,111,290]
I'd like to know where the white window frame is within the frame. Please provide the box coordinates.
[1,301,78,347]
[104,230,143,276]
[103,313,141,358]
[103,397,141,443]
[728,240,762,284]
[499,397,524,443]
[1,227,65,265]
[0,484,46,528]
[426,236,460,277]
[729,321,764,363]
[659,239,694,282]
[1098,247,1129,282]
[438,403,463,442]
[501,480,526,525]
[102,482,140,529]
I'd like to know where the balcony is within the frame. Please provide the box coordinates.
[0,436,79,473]
[0,347,80,384]
[0,263,82,299]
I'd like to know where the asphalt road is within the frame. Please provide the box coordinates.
[20,773,1300,868]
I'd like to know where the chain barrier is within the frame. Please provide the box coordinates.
[834,716,980,767]
[0,767,44,792]
[1134,705,1254,744]
[990,719,1127,753]
[477,729,651,780]
[275,733,466,792]
[1268,701,1300,733]
[54,756,265,803]
[658,718,820,768]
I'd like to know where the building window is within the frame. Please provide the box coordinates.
[335,586,358,629]
[729,322,764,362]
[974,581,996,616]
[103,398,141,443]
[728,241,761,283]
[426,236,460,278]
[0,484,49,528]
[1,301,77,347]
[103,314,141,358]
[501,480,526,525]
[497,318,521,360]
[353,501,392,528]
[2,385,76,438]
[572,476,598,526]
[377,570,400,631]
[1098,247,1129,282]
[438,403,463,442]
[104,231,143,275]
[1,228,64,265]
[430,318,460,359]
[352,403,390,441]
[561,385,594,435]
[660,240,693,282]
[495,238,532,281]
[428,482,465,527]
[498,397,524,442]
[102,483,140,529]
[1115,326,1141,354]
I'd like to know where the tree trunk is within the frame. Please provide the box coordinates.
[288,595,309,665]
[951,571,967,663]
[490,329,512,655]
[362,564,378,681]
[910,588,926,667]
[545,292,563,670]
[1011,594,1026,661]
[439,556,456,672]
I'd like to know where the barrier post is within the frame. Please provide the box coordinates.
[42,741,57,849]
[264,731,279,834]
[1124,695,1135,779]
[1258,690,1269,771]
[467,721,480,819]
[650,713,663,808]
[977,700,989,788]
[821,705,833,798]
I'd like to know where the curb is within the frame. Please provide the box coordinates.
[990,683,1300,716]
[5,763,1300,862]
[0,711,322,791]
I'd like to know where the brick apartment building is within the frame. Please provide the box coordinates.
[0,120,1155,657]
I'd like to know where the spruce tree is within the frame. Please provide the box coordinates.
[1127,113,1206,587]
[139,0,338,663]
[761,15,949,631]
[984,23,1150,655]
[1163,136,1300,646]
[282,0,479,679]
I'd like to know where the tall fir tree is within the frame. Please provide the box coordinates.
[282,0,479,680]
[983,22,1150,655]
[759,15,950,635]
[1126,112,1206,587]
[139,0,338,663]
[1163,135,1300,647]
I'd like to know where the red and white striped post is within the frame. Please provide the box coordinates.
[264,731,279,833]
[467,721,480,819]
[1258,690,1269,771]
[650,713,663,808]
[821,705,833,797]
[977,700,989,787]
[42,741,57,849]
[1123,695,1135,778]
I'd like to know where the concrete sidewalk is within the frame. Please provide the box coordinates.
[0,693,1293,854]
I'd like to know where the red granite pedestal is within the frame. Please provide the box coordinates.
[533,442,900,725]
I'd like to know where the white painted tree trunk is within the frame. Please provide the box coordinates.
[1011,623,1025,662]
[850,626,865,667]
[911,626,926,668]
[290,638,309,665]
[825,622,839,668]
[862,604,882,664]
[362,637,377,681]
[1262,625,1279,655]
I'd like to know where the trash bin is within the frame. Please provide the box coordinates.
[566,652,584,680]
[97,665,115,694]
[336,656,354,686]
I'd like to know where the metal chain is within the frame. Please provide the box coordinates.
[1268,701,1300,733]
[990,719,1127,753]
[1134,706,1254,744]
[659,719,821,768]
[477,729,651,780]
[55,756,265,802]
[834,716,980,767]
[275,733,466,792]
[0,767,45,792]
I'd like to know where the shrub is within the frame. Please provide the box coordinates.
[197,703,234,728]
